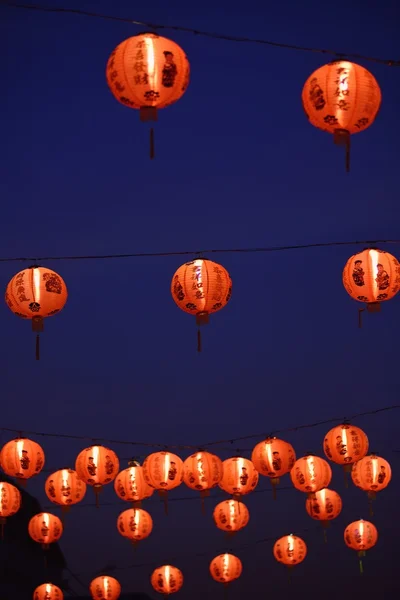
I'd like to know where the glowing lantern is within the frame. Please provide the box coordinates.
[219,457,258,498]
[183,451,223,510]
[171,258,232,352]
[114,460,154,506]
[323,424,369,469]
[142,451,183,514]
[0,437,45,481]
[89,576,121,600]
[302,60,381,171]
[5,266,67,359]
[342,249,400,323]
[290,454,332,496]
[117,507,153,545]
[273,534,307,574]
[75,445,119,506]
[209,553,242,588]
[344,519,378,573]
[45,469,86,513]
[305,488,342,541]
[106,33,190,158]
[33,583,63,600]
[0,481,21,534]
[28,512,63,549]
[351,453,391,507]
[213,499,249,534]
[151,565,183,596]
[251,437,296,498]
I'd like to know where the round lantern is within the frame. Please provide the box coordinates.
[5,266,68,359]
[75,445,119,506]
[305,488,342,540]
[183,451,223,510]
[106,33,190,158]
[142,451,183,514]
[0,481,21,532]
[209,553,242,587]
[171,258,232,352]
[213,499,249,534]
[273,534,307,573]
[323,423,369,470]
[33,583,63,600]
[117,507,153,545]
[151,565,183,596]
[219,457,258,498]
[302,60,381,171]
[0,437,45,481]
[114,460,154,506]
[28,512,63,549]
[89,576,121,600]
[251,437,296,498]
[351,453,392,501]
[290,454,332,496]
[45,469,86,513]
[344,519,378,573]
[342,249,400,320]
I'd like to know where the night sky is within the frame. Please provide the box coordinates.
[1,0,400,598]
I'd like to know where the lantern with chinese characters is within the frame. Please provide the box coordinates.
[106,33,190,159]
[171,258,232,352]
[251,437,296,498]
[5,266,68,359]
[302,60,381,171]
[351,453,391,512]
[114,460,154,506]
[209,553,242,588]
[183,451,223,511]
[219,457,258,498]
[273,534,307,578]
[75,445,119,506]
[342,249,400,323]
[323,424,369,470]
[151,565,183,596]
[28,512,63,549]
[0,481,21,534]
[117,507,153,546]
[33,583,63,600]
[0,437,45,482]
[89,576,121,600]
[142,451,183,514]
[290,454,332,497]
[45,469,86,514]
[305,488,342,541]
[344,519,378,573]
[213,499,249,535]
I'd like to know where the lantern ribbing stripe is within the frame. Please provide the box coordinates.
[1,2,400,67]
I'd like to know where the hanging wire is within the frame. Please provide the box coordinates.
[1,2,399,66]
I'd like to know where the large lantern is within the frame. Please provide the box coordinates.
[171,258,232,351]
[0,481,21,533]
[89,576,121,600]
[28,512,63,549]
[0,437,45,481]
[114,460,154,506]
[75,445,119,506]
[117,507,153,546]
[344,519,378,573]
[183,451,223,510]
[45,469,86,514]
[219,457,258,498]
[305,488,342,541]
[290,454,332,497]
[351,453,391,509]
[150,565,183,596]
[209,553,242,587]
[213,499,249,535]
[273,534,307,576]
[342,248,400,323]
[106,33,190,158]
[302,60,381,171]
[323,423,369,472]
[251,437,296,498]
[5,266,68,359]
[142,451,183,514]
[33,583,63,600]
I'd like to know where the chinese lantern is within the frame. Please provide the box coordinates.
[273,534,307,578]
[89,576,121,600]
[171,259,232,352]
[142,451,183,514]
[209,553,242,588]
[75,445,119,506]
[106,33,190,159]
[5,266,68,359]
[28,512,63,549]
[342,249,400,323]
[344,519,378,573]
[351,453,391,514]
[114,460,154,506]
[33,583,63,600]
[0,481,21,535]
[251,437,296,498]
[117,507,153,546]
[290,454,332,497]
[213,499,249,535]
[323,424,369,469]
[0,437,45,481]
[183,451,223,511]
[45,468,86,514]
[302,60,381,171]
[219,457,258,498]
[151,565,183,596]
[305,488,342,541]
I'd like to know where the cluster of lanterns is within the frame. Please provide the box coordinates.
[5,248,400,359]
[0,421,392,598]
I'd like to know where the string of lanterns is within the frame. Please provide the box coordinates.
[0,421,393,598]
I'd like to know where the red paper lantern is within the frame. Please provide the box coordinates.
[323,424,369,468]
[28,512,63,549]
[251,437,296,497]
[75,445,119,505]
[213,499,249,534]
[273,534,307,567]
[117,508,153,545]
[45,468,86,511]
[150,565,183,596]
[0,481,21,532]
[33,583,63,600]
[0,437,45,480]
[114,460,154,505]
[351,453,392,500]
[290,454,332,496]
[219,457,258,498]
[209,553,242,586]
[89,576,121,600]
[344,519,378,573]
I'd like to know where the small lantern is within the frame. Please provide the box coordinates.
[33,583,64,600]
[89,576,121,600]
[0,481,21,537]
[305,488,342,541]
[219,457,258,498]
[0,437,45,482]
[114,460,154,506]
[28,512,63,549]
[117,507,153,546]
[150,565,183,596]
[273,534,307,580]
[251,437,296,498]
[209,553,242,590]
[344,519,378,573]
[75,445,119,507]
[290,454,332,497]
[142,451,183,514]
[45,468,86,515]
[183,451,223,511]
[213,499,249,535]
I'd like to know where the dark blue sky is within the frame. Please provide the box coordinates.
[1,0,399,598]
